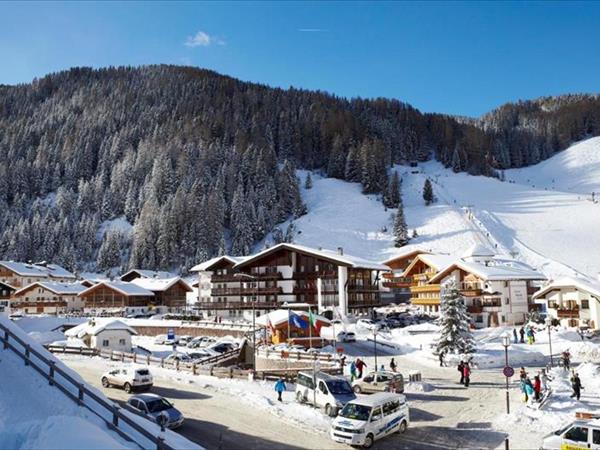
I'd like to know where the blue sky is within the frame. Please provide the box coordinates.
[1,1,600,116]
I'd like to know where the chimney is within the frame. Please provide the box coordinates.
[337,247,344,255]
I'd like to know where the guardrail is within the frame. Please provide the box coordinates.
[0,323,174,450]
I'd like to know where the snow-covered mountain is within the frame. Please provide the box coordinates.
[284,137,600,281]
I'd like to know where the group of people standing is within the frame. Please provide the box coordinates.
[513,326,536,345]
[457,360,472,387]
[519,367,551,403]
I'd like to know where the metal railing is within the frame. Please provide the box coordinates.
[0,322,175,450]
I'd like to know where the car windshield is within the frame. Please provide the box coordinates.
[339,403,371,421]
[555,424,574,436]
[146,398,173,413]
[136,370,150,376]
[327,380,353,395]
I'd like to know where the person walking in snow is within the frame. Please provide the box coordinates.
[524,378,534,404]
[519,367,527,381]
[350,361,357,381]
[540,369,552,392]
[561,351,571,370]
[570,371,583,401]
[533,375,542,402]
[519,327,525,344]
[513,328,518,344]
[463,362,471,388]
[274,377,286,402]
[439,351,445,367]
[530,328,536,344]
[458,361,465,384]
[520,378,528,402]
[355,358,366,378]
[390,358,397,372]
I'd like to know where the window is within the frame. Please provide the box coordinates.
[370,407,383,422]
[383,400,400,416]
[318,381,328,395]
[377,374,390,383]
[102,339,110,347]
[593,429,600,445]
[564,427,588,443]
[119,339,126,346]
[581,300,590,309]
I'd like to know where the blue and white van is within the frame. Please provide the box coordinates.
[330,392,409,448]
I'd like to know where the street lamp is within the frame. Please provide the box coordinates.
[501,331,512,450]
[373,327,379,371]
[545,317,553,367]
[234,273,258,370]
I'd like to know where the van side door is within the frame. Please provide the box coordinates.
[317,381,329,406]
[370,406,384,438]
[591,428,600,450]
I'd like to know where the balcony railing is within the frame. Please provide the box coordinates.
[382,276,413,288]
[194,301,280,311]
[411,297,441,306]
[211,287,283,296]
[410,284,441,293]
[348,284,380,292]
[292,270,338,279]
[467,305,483,314]
[557,308,580,319]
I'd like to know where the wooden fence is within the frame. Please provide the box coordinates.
[0,323,174,450]
[257,348,339,363]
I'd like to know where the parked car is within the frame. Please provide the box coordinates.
[101,367,153,393]
[164,352,191,364]
[163,337,179,346]
[177,335,193,345]
[208,342,237,354]
[188,351,213,361]
[540,419,600,450]
[295,371,356,417]
[154,335,167,345]
[187,337,216,348]
[337,331,356,343]
[357,319,379,331]
[352,371,404,394]
[127,394,184,429]
[330,393,409,448]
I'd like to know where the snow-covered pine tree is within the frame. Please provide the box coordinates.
[383,171,401,208]
[304,172,313,189]
[451,145,463,173]
[423,178,435,205]
[344,145,361,182]
[97,230,122,271]
[393,209,409,247]
[434,279,476,356]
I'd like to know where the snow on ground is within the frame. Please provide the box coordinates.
[0,315,200,450]
[96,216,133,240]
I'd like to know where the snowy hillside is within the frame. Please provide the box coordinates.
[282,137,600,281]
[505,137,600,195]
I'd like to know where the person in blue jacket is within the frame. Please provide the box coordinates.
[275,377,286,402]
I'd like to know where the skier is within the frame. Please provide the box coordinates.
[533,375,542,401]
[458,361,465,384]
[519,327,525,344]
[355,358,366,378]
[350,361,357,381]
[526,328,533,345]
[520,378,528,402]
[570,371,583,401]
[463,362,471,388]
[274,377,286,402]
[390,358,397,372]
[513,328,518,344]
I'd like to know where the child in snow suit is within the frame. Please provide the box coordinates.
[540,369,552,392]
[274,378,286,402]
[524,378,534,404]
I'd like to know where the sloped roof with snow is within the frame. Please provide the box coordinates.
[403,253,455,277]
[65,319,138,338]
[0,261,76,279]
[233,243,389,271]
[79,281,155,297]
[381,247,429,266]
[256,309,331,327]
[130,277,192,293]
[429,259,546,283]
[14,281,87,296]
[120,269,177,281]
[461,243,496,259]
[190,255,250,272]
[532,277,600,300]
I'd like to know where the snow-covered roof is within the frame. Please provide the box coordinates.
[381,247,430,266]
[14,281,87,296]
[403,253,455,276]
[234,243,390,271]
[65,319,138,338]
[79,281,155,297]
[256,309,331,327]
[0,280,16,291]
[461,243,496,259]
[0,261,76,279]
[429,259,546,283]
[532,277,600,300]
[119,269,177,280]
[130,277,192,293]
[190,255,250,272]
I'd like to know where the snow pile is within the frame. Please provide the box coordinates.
[0,315,201,450]
[404,381,435,393]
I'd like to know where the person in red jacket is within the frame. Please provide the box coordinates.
[463,363,471,388]
[533,375,542,401]
[355,358,367,378]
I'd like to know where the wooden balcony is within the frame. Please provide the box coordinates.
[249,272,283,280]
[459,283,483,297]
[410,284,441,294]
[557,308,580,319]
[382,276,412,288]
[211,274,241,282]
[292,270,338,280]
[348,284,380,292]
[211,287,283,296]
[193,301,280,311]
[411,297,440,306]
[467,305,483,314]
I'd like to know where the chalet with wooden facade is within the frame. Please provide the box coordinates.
[256,309,331,347]
[12,282,86,315]
[191,244,389,319]
[429,246,545,327]
[381,249,429,304]
[0,261,76,289]
[78,281,155,315]
[402,253,455,313]
[532,277,600,330]
[0,281,16,315]
[130,277,192,313]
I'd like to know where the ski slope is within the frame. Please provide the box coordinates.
[283,137,600,281]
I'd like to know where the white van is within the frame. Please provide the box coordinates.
[541,419,600,450]
[295,371,356,416]
[330,392,409,448]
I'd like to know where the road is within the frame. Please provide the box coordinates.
[64,361,346,450]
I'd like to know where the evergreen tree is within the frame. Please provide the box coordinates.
[304,172,313,190]
[434,279,476,356]
[383,171,401,208]
[423,179,435,205]
[97,230,122,271]
[344,145,361,182]
[393,209,409,247]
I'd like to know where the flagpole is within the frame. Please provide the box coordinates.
[308,305,312,351]
[287,306,291,345]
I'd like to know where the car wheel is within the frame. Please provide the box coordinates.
[101,377,110,388]
[296,391,305,403]
[353,385,362,394]
[124,382,132,393]
[363,434,374,449]
[398,420,408,433]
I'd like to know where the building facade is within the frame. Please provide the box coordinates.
[12,282,85,315]
[0,281,16,315]
[0,261,76,289]
[381,249,429,304]
[79,281,155,315]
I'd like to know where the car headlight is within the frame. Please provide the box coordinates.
[356,428,365,434]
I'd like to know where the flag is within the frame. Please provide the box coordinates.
[266,313,276,336]
[290,313,309,329]
[309,310,322,335]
